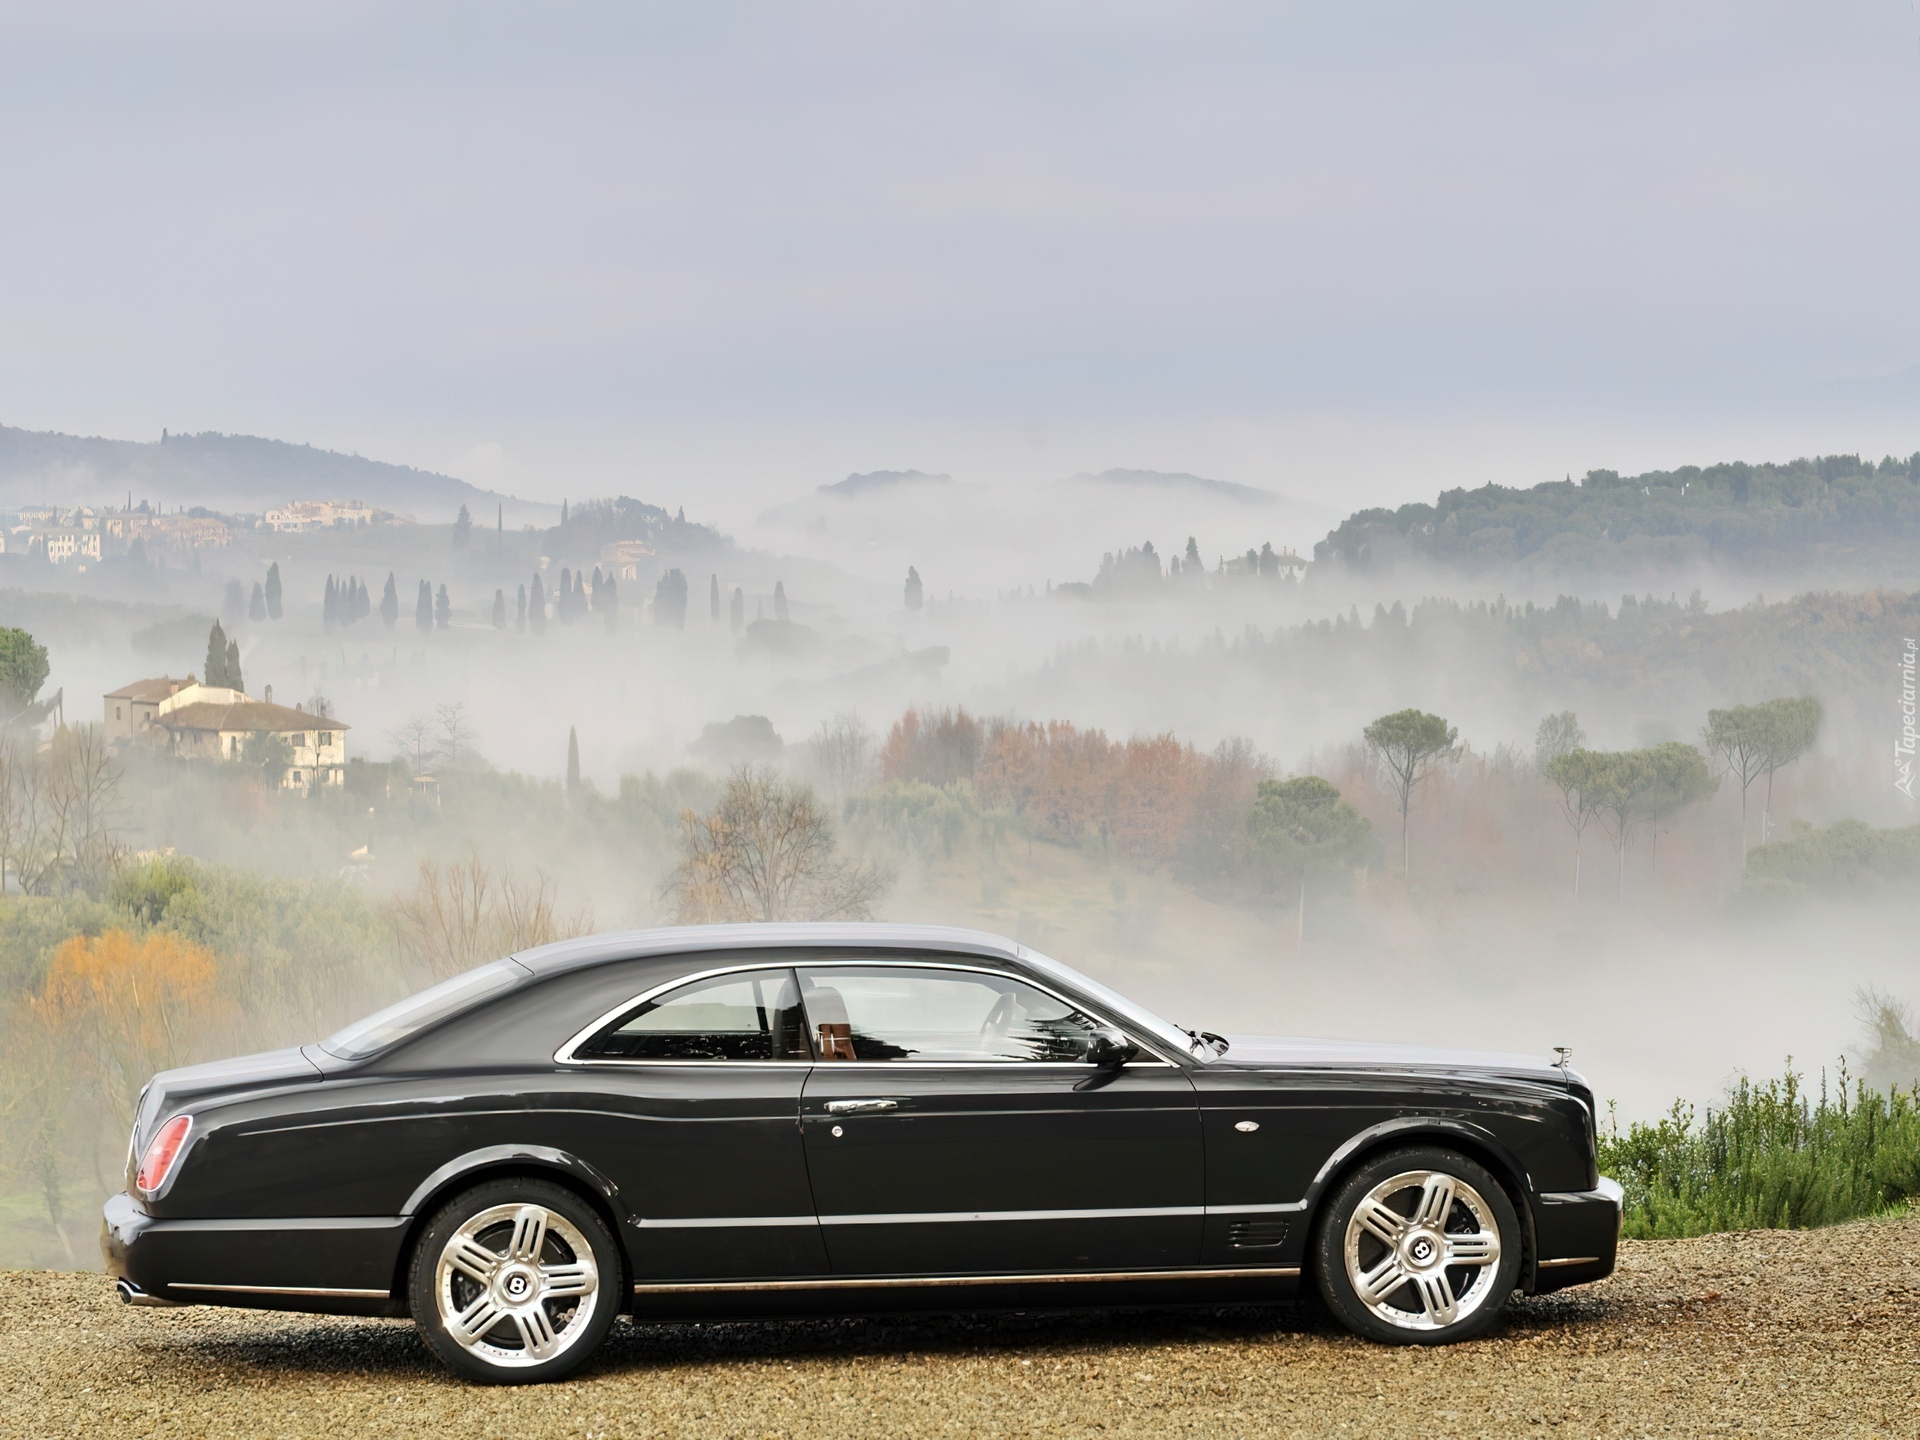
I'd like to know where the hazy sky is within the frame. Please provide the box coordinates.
[4,2,1918,521]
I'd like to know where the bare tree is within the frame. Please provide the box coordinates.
[437,702,474,769]
[392,854,590,982]
[808,712,875,806]
[21,726,123,893]
[669,765,890,923]
[390,714,441,773]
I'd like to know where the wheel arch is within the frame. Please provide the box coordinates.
[390,1146,632,1303]
[1299,1117,1539,1294]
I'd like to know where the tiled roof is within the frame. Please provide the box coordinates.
[105,676,187,702]
[157,701,350,734]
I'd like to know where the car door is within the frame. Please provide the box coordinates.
[796,961,1203,1277]
[559,965,827,1281]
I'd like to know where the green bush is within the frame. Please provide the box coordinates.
[1744,819,1920,897]
[1599,1065,1920,1238]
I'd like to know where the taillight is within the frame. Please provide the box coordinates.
[135,1115,192,1195]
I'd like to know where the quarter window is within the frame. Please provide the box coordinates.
[798,965,1099,1063]
[576,968,810,1062]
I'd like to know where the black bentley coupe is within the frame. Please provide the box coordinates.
[103,923,1621,1383]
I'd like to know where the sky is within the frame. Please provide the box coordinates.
[3,1,1919,525]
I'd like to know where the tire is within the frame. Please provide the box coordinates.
[1312,1145,1521,1345]
[407,1177,622,1384]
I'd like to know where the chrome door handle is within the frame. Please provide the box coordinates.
[826,1099,899,1114]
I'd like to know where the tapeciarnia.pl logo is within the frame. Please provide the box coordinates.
[1898,637,1917,799]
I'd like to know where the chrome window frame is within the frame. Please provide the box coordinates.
[553,957,1182,1068]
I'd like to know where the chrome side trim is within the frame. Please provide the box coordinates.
[820,1205,1204,1226]
[553,958,1184,1067]
[632,1265,1301,1295]
[634,1214,818,1229]
[169,1283,391,1298]
[1535,1256,1602,1269]
[1203,1202,1307,1216]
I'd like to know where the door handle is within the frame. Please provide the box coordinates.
[826,1099,900,1114]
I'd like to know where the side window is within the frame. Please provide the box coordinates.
[575,968,811,1061]
[798,965,1098,1063]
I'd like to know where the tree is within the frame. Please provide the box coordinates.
[380,572,399,626]
[264,561,283,620]
[1361,708,1459,877]
[669,765,890,923]
[774,581,790,623]
[1639,741,1718,874]
[1757,695,1823,840]
[809,713,876,805]
[323,575,338,630]
[0,628,50,726]
[1542,748,1606,901]
[222,577,246,624]
[438,702,473,768]
[1246,775,1371,947]
[905,566,923,611]
[566,725,581,798]
[390,715,439,773]
[415,579,432,631]
[654,569,689,628]
[248,580,267,623]
[225,639,243,694]
[601,574,618,632]
[435,584,451,630]
[516,583,527,632]
[392,856,588,984]
[529,574,547,635]
[241,730,293,786]
[710,574,720,622]
[1534,711,1585,771]
[453,504,472,548]
[729,587,744,634]
[492,589,506,629]
[1587,743,1715,902]
[557,569,573,625]
[1702,704,1771,857]
[203,622,237,689]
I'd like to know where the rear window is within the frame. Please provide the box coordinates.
[320,959,526,1060]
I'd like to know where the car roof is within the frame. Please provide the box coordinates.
[511,922,1027,978]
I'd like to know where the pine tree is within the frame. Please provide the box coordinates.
[905,566,923,611]
[453,504,472,548]
[225,640,244,694]
[264,562,283,620]
[529,574,547,635]
[324,575,338,630]
[249,581,267,623]
[774,581,789,623]
[709,573,720,622]
[416,579,432,631]
[380,573,399,626]
[566,726,581,798]
[601,575,618,632]
[516,583,527,632]
[204,621,229,688]
[435,584,451,629]
[492,589,506,629]
[729,586,744,634]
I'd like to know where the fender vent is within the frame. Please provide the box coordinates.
[1227,1219,1289,1249]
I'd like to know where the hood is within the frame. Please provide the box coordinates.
[1219,1034,1573,1085]
[132,1045,324,1150]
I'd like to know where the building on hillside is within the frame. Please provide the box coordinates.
[36,529,103,564]
[155,698,350,793]
[103,676,195,742]
[598,540,656,581]
[262,499,392,533]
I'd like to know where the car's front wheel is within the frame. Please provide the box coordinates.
[1312,1146,1521,1345]
[408,1177,622,1383]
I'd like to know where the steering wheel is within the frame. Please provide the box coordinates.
[977,991,1015,1050]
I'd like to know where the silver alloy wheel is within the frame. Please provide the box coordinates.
[434,1203,601,1369]
[1342,1168,1502,1332]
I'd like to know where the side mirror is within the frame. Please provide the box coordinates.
[1087,1026,1137,1069]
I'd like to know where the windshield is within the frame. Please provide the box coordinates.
[320,959,527,1060]
[1017,947,1213,1060]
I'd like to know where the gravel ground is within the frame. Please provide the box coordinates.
[5,1216,1918,1439]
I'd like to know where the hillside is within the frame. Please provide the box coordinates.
[1316,451,1920,584]
[0,424,551,524]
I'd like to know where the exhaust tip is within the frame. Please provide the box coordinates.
[116,1279,185,1308]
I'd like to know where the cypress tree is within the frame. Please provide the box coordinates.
[601,575,618,632]
[905,566,922,610]
[416,580,432,630]
[774,581,789,623]
[435,584,451,629]
[529,574,547,635]
[566,726,581,798]
[324,575,338,630]
[225,639,244,694]
[204,621,229,688]
[558,569,573,625]
[264,561,283,620]
[492,589,506,629]
[358,577,371,620]
[729,586,744,634]
[380,573,399,626]
[516,583,527,632]
[709,573,720,622]
[249,581,267,623]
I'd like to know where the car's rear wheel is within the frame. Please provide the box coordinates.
[1312,1146,1520,1345]
[407,1177,621,1383]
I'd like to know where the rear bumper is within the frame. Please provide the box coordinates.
[1529,1176,1623,1294]
[101,1191,405,1316]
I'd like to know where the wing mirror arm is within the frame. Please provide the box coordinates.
[1076,1026,1139,1091]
